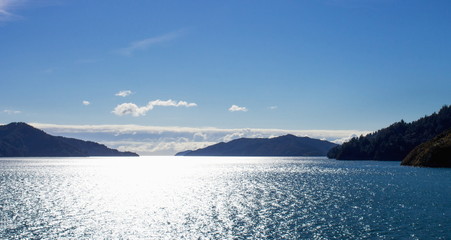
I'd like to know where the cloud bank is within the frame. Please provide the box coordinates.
[30,123,370,156]
[112,99,197,117]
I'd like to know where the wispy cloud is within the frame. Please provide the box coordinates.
[229,105,248,112]
[30,123,371,155]
[115,90,133,97]
[0,0,61,24]
[268,106,278,110]
[117,29,187,56]
[3,109,21,114]
[112,99,197,117]
[0,0,24,22]
[82,100,90,106]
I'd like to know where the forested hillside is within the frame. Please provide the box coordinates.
[327,105,451,160]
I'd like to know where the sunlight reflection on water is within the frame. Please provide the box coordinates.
[1,156,450,239]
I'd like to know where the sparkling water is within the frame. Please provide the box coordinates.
[1,157,450,239]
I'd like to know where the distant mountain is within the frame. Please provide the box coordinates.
[401,129,451,168]
[176,134,338,156]
[175,150,193,156]
[327,105,451,161]
[0,122,138,157]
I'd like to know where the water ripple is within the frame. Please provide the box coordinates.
[1,157,450,239]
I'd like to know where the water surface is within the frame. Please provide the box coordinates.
[1,157,450,239]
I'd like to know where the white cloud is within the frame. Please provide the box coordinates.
[30,122,371,155]
[222,131,249,142]
[102,140,216,156]
[268,106,278,110]
[112,99,197,117]
[193,132,207,141]
[3,109,21,114]
[148,99,197,108]
[229,105,248,112]
[117,29,187,56]
[82,100,90,106]
[112,103,147,117]
[115,90,132,97]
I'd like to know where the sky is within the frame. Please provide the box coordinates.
[1,0,450,155]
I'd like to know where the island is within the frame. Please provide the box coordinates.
[176,134,337,156]
[0,122,138,157]
[401,129,451,168]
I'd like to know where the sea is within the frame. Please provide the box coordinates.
[0,156,450,239]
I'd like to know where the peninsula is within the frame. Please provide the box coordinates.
[401,129,451,168]
[327,105,451,161]
[0,122,138,157]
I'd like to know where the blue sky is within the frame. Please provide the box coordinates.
[1,0,450,154]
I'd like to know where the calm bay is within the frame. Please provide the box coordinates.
[1,156,450,239]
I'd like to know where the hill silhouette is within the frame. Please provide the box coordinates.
[0,122,138,157]
[176,134,337,156]
[401,129,451,168]
[327,105,451,161]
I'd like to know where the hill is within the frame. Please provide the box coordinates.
[327,105,451,160]
[401,129,451,168]
[176,134,337,156]
[0,122,138,157]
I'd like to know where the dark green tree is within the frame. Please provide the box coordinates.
[328,105,451,161]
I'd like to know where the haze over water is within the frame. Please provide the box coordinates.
[1,157,450,239]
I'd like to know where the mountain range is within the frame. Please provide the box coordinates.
[0,122,138,157]
[176,134,337,156]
